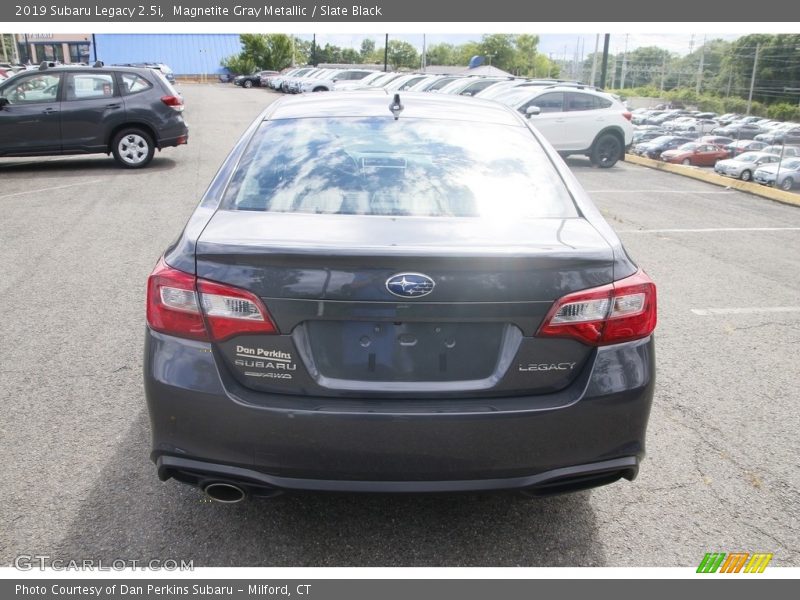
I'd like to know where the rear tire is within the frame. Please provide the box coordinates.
[781,177,794,191]
[112,128,155,169]
[682,158,691,165]
[243,80,253,89]
[312,86,327,92]
[590,133,623,168]
[740,169,752,182]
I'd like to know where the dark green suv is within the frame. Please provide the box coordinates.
[0,62,188,168]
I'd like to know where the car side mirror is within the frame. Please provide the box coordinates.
[525,105,541,118]
[0,97,8,109]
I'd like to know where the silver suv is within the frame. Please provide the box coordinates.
[502,85,633,168]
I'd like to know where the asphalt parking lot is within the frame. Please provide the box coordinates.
[1,84,798,568]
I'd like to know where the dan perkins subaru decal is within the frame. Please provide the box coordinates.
[234,345,296,380]
[385,273,435,298]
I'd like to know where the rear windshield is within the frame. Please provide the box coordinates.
[222,117,577,219]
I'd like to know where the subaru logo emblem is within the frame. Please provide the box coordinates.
[385,273,435,298]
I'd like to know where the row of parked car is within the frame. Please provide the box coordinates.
[633,108,800,143]
[233,66,636,168]
[629,108,800,190]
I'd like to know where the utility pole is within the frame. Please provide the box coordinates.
[620,34,628,89]
[610,55,617,89]
[590,34,599,86]
[1,34,7,62]
[383,34,388,72]
[660,54,666,93]
[311,33,316,66]
[12,34,20,64]
[421,34,426,71]
[599,34,610,88]
[747,43,760,115]
[726,68,733,97]
[696,35,706,94]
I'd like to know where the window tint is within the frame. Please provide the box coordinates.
[524,92,563,113]
[66,73,116,101]
[2,73,60,104]
[397,76,427,90]
[119,73,153,95]
[460,80,500,95]
[427,77,459,91]
[566,92,598,112]
[223,118,577,219]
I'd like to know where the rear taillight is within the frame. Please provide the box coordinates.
[161,95,184,112]
[537,269,657,346]
[146,258,277,342]
[622,111,632,121]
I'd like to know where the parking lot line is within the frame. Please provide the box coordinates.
[586,190,736,194]
[619,227,800,233]
[691,307,800,316]
[0,179,107,200]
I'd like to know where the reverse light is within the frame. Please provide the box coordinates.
[146,258,278,342]
[622,111,633,121]
[197,279,277,341]
[537,269,657,346]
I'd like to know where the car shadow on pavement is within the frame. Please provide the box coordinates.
[54,410,606,567]
[0,156,178,175]
[564,157,636,171]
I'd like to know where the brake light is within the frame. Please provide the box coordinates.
[537,269,656,346]
[161,95,184,112]
[622,111,632,121]
[146,258,278,342]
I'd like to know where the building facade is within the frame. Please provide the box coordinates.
[16,33,92,64]
[14,34,243,76]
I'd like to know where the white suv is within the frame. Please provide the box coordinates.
[505,86,633,168]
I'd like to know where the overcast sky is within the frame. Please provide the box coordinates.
[297,33,742,58]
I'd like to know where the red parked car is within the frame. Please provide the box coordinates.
[661,142,729,166]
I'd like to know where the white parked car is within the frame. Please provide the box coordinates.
[673,118,719,135]
[296,69,374,93]
[502,86,633,168]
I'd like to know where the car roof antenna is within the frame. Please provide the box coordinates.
[389,94,404,120]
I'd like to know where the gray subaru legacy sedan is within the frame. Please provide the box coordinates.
[144,91,656,502]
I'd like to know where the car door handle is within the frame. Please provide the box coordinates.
[105,103,122,109]
[42,108,59,114]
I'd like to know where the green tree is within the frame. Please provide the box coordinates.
[360,38,376,61]
[478,34,516,70]
[222,34,295,72]
[454,41,481,66]
[426,43,457,66]
[293,37,312,66]
[387,40,419,70]
[511,34,539,76]
[341,48,361,64]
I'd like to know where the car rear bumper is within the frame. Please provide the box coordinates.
[157,125,189,149]
[145,329,655,493]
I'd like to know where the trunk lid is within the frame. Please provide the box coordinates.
[196,212,614,397]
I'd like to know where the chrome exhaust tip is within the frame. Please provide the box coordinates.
[203,482,246,503]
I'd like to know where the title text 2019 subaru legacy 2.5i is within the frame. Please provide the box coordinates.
[144,92,656,503]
